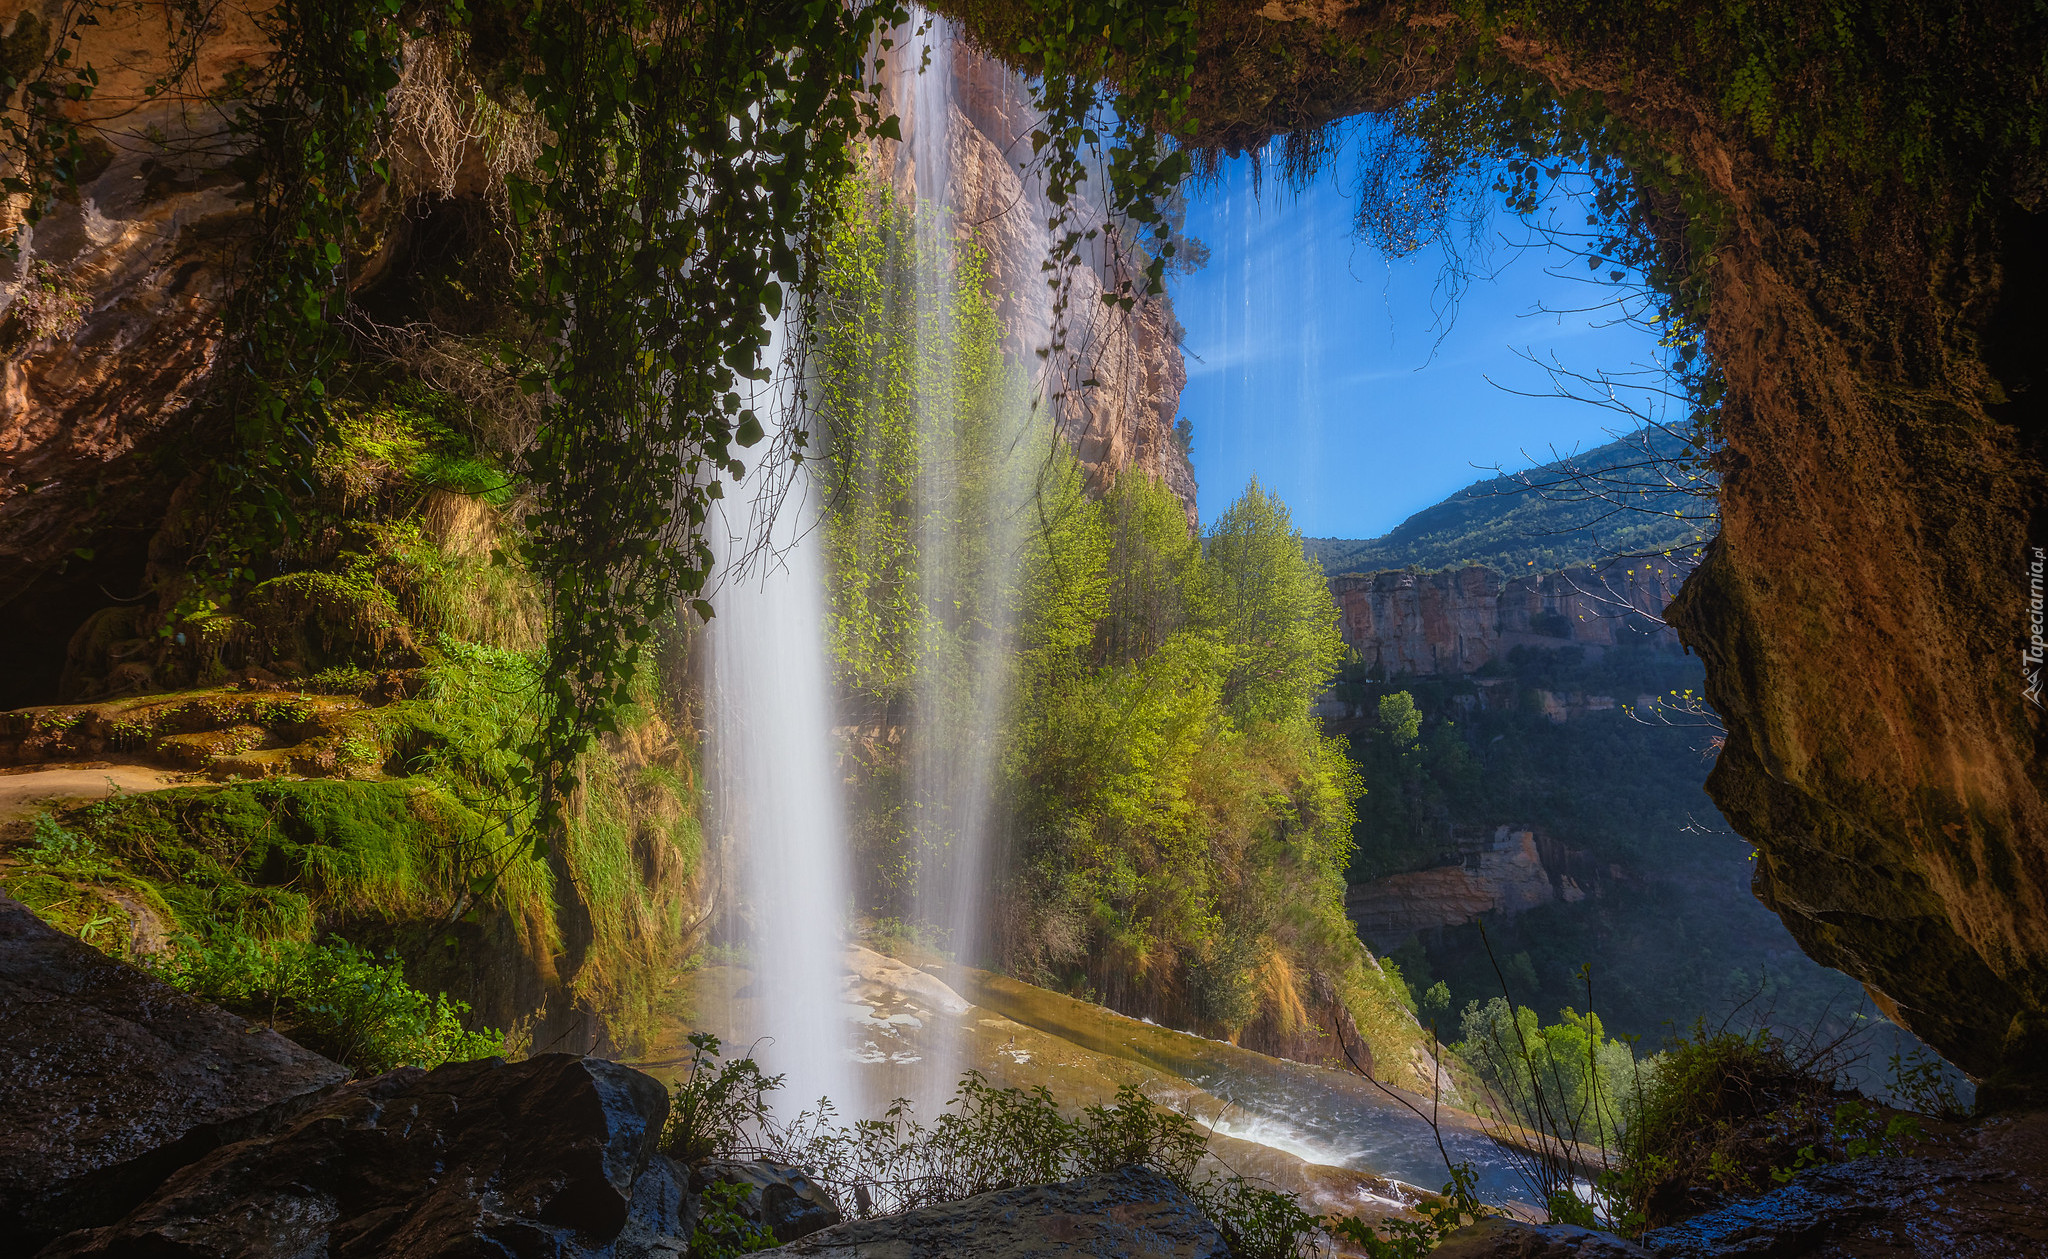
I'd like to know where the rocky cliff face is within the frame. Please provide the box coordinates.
[0,4,271,704]
[945,0,2048,1099]
[1345,826,1579,950]
[878,27,1198,522]
[1331,562,1683,677]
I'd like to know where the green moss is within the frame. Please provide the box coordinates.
[60,779,470,933]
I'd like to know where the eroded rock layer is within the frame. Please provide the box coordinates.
[1331,563,1682,677]
[878,30,1198,521]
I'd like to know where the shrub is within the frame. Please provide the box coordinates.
[1321,1162,1488,1259]
[690,1180,778,1258]
[1603,1023,1854,1230]
[1457,998,1647,1151]
[658,1036,1325,1258]
[161,932,500,1075]
[305,664,379,693]
[662,1032,785,1164]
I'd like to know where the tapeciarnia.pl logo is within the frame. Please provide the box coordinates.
[2028,546,2046,708]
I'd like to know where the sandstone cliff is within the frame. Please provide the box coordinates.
[878,24,1198,523]
[1345,826,1581,950]
[1331,562,1683,678]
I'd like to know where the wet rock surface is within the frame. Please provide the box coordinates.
[692,1158,843,1245]
[754,1165,1228,1258]
[1639,1114,2048,1258]
[0,894,349,1249]
[40,1052,673,1259]
[1432,1218,1650,1258]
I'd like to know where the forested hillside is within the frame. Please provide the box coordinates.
[1306,426,1713,576]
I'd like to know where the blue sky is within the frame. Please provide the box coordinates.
[1169,132,1666,539]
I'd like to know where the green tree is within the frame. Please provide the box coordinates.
[1377,691,1422,745]
[1203,480,1347,725]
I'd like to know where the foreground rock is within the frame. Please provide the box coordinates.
[692,1159,842,1245]
[1432,1218,1650,1257]
[42,1054,677,1258]
[0,895,349,1248]
[757,1165,1227,1258]
[1639,1114,2048,1258]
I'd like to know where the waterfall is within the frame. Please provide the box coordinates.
[706,320,857,1123]
[703,9,1040,1123]
[897,10,1032,1109]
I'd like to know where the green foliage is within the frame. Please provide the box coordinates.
[662,1031,785,1163]
[504,0,909,853]
[1601,1023,1851,1230]
[215,0,409,562]
[160,931,500,1075]
[689,1180,779,1257]
[26,811,94,864]
[1206,480,1348,726]
[48,778,499,939]
[1377,692,1422,747]
[1339,647,1710,883]
[1340,644,1943,1087]
[808,175,1382,1057]
[800,1070,1321,1256]
[1887,1048,1970,1121]
[1456,997,1647,1151]
[0,5,101,257]
[814,177,1031,706]
[1321,1162,1487,1259]
[994,470,1368,1044]
[305,665,378,694]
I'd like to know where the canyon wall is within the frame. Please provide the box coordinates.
[1330,562,1684,678]
[878,32,1198,522]
[1345,825,1585,950]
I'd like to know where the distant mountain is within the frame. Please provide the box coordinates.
[1306,428,1715,576]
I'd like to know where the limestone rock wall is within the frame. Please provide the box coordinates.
[1331,562,1685,678]
[0,2,265,601]
[1345,827,1569,950]
[879,28,1198,523]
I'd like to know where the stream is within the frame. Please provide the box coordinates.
[632,948,1541,1224]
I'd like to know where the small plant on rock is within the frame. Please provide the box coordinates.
[161,932,499,1075]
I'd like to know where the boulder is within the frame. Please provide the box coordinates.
[0,894,349,1248]
[692,1158,842,1244]
[41,1053,676,1258]
[1431,1217,1650,1258]
[1639,1119,2048,1258]
[755,1164,1227,1258]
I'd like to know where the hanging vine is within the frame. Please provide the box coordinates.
[504,0,907,848]
[218,0,408,566]
[0,2,104,259]
[165,0,1204,853]
[1004,1,1202,373]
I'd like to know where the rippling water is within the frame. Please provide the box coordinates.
[639,950,1541,1224]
